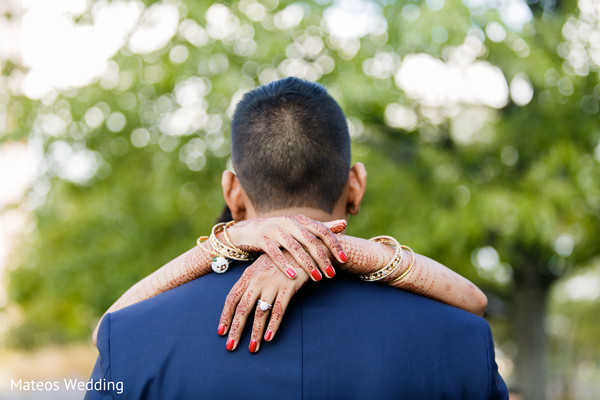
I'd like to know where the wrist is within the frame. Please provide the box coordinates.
[383,246,416,284]
[225,222,255,252]
[357,237,415,284]
[219,220,265,254]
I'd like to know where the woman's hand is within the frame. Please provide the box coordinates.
[226,215,347,281]
[218,253,309,353]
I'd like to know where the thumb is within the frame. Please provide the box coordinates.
[323,219,347,234]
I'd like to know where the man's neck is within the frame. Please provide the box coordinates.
[249,207,342,223]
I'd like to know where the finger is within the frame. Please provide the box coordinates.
[276,228,322,282]
[290,225,336,279]
[227,287,260,351]
[218,272,251,336]
[261,235,298,279]
[323,219,347,234]
[264,288,293,342]
[249,293,277,353]
[295,215,348,264]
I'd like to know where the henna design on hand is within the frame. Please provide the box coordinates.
[220,274,251,327]
[262,236,289,268]
[229,288,255,338]
[267,287,287,334]
[251,306,268,341]
[278,228,314,270]
[300,228,330,266]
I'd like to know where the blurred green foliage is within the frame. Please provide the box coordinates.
[1,0,599,398]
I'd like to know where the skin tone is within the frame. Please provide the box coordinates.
[93,163,488,352]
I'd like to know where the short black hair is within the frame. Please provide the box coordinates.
[231,77,351,213]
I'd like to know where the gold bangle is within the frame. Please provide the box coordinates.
[196,236,220,257]
[389,245,416,283]
[209,222,253,261]
[222,220,238,248]
[359,236,403,282]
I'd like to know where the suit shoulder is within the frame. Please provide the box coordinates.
[106,271,243,339]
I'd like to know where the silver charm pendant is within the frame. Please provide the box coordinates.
[211,256,229,274]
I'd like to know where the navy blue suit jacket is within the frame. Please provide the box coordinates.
[86,264,507,399]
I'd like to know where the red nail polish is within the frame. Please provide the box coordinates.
[249,340,258,353]
[218,324,226,336]
[286,268,296,278]
[338,251,348,262]
[325,265,336,278]
[226,339,235,351]
[311,269,322,281]
[265,330,273,341]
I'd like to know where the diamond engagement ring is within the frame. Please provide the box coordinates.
[257,299,273,311]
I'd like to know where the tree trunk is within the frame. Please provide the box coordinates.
[511,280,549,400]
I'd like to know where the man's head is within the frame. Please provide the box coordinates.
[222,77,366,221]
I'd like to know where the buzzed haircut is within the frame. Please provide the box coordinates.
[231,77,351,213]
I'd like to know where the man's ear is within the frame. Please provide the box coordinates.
[221,170,249,221]
[346,162,367,215]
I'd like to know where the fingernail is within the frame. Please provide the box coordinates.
[338,251,348,262]
[311,269,322,281]
[226,339,235,351]
[286,268,296,278]
[218,324,226,336]
[265,330,273,341]
[330,221,346,233]
[325,265,336,278]
[249,340,258,353]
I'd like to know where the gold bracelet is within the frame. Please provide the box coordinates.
[389,245,416,283]
[196,236,220,257]
[222,220,238,248]
[359,236,403,282]
[209,222,253,261]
